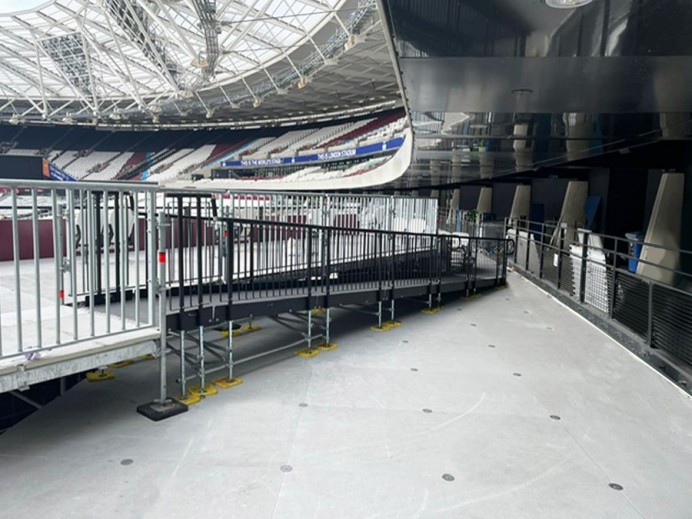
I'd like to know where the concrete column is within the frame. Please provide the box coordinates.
[559,180,588,228]
[564,113,593,162]
[513,123,533,170]
[550,180,588,245]
[637,172,684,284]
[477,187,493,216]
[510,185,531,220]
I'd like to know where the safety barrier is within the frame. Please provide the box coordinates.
[0,180,159,368]
[505,218,692,375]
[0,179,508,418]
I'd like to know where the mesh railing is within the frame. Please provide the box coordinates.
[506,217,692,369]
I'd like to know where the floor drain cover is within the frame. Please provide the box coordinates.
[299,403,308,408]
[513,373,522,377]
[411,368,419,372]
[488,344,496,348]
[422,408,433,413]
[550,415,561,420]
[120,459,133,466]
[470,323,477,327]
[609,483,623,491]
[442,474,455,482]
[280,465,293,473]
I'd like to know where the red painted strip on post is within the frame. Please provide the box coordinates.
[158,251,167,264]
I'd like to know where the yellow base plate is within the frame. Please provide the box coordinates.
[86,370,115,382]
[316,342,338,351]
[212,377,244,389]
[311,308,327,316]
[421,307,442,315]
[138,354,156,361]
[188,384,219,397]
[371,325,392,332]
[241,324,261,332]
[296,348,320,358]
[175,392,202,406]
[222,324,262,338]
[382,320,402,328]
[109,359,135,369]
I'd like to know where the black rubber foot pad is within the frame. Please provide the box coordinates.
[137,400,188,421]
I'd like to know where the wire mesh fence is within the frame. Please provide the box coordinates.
[506,217,692,369]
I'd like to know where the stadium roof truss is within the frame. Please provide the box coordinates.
[0,0,402,127]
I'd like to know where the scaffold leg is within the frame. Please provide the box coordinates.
[199,325,206,389]
[382,300,401,328]
[297,310,320,357]
[371,301,398,331]
[317,307,338,350]
[180,330,187,397]
[214,320,243,389]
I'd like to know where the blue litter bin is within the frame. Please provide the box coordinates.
[625,232,645,272]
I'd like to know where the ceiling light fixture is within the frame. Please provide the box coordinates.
[544,0,594,8]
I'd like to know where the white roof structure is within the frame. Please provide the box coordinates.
[0,0,402,127]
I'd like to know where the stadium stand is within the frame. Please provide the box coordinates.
[0,110,406,183]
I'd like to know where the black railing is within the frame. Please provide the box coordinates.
[506,218,692,372]
[162,209,509,329]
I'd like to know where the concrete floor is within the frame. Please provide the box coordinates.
[0,272,691,519]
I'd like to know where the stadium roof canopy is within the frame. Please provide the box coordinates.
[0,0,402,128]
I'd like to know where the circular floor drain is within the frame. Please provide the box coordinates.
[402,340,409,344]
[470,323,477,327]
[299,403,308,408]
[442,474,455,482]
[411,368,419,372]
[513,373,522,377]
[120,459,133,466]
[488,344,496,348]
[609,483,623,491]
[422,408,433,413]
[550,415,561,421]
[280,465,293,473]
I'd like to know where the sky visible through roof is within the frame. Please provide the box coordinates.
[0,0,48,14]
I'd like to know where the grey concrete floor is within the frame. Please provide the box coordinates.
[0,272,691,519]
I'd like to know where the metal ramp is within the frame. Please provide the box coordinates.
[0,180,509,419]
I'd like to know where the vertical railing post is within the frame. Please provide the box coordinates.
[647,281,654,346]
[157,211,168,403]
[502,238,509,283]
[557,224,566,291]
[525,223,531,271]
[513,219,519,265]
[579,229,589,304]
[307,226,313,304]
[609,238,618,319]
[538,222,545,279]
[137,208,187,421]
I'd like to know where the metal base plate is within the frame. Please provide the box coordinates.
[136,400,188,422]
